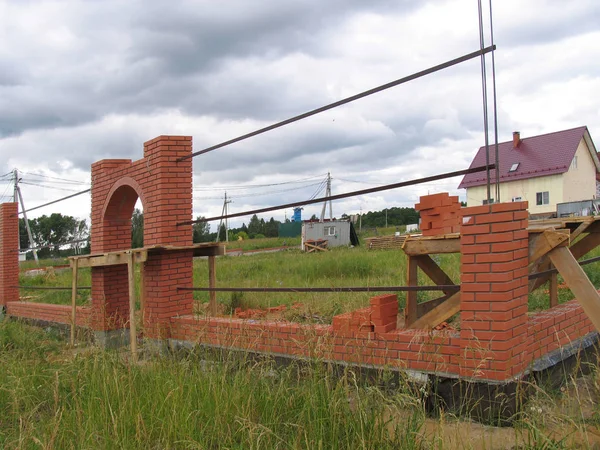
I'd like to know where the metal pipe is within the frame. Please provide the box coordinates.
[179,164,494,225]
[177,46,496,161]
[178,285,459,293]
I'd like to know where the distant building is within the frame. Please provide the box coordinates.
[459,126,599,217]
[301,219,359,250]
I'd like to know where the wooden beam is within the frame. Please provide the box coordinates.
[414,255,455,294]
[407,292,461,330]
[139,262,146,330]
[416,294,450,317]
[405,256,418,326]
[547,246,600,332]
[402,236,460,256]
[70,258,78,346]
[208,255,217,316]
[570,220,593,241]
[528,229,569,266]
[127,253,138,362]
[73,249,148,268]
[549,271,558,308]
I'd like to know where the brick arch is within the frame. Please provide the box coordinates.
[90,136,194,340]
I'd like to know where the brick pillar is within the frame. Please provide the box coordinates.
[142,136,193,339]
[0,203,19,307]
[460,202,530,381]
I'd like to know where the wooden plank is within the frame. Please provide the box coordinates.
[73,250,148,268]
[70,258,78,346]
[530,232,600,292]
[528,229,569,265]
[208,255,217,316]
[570,220,593,241]
[416,294,450,317]
[549,271,558,308]
[414,255,455,294]
[127,253,138,362]
[405,256,418,326]
[547,246,600,332]
[402,236,460,256]
[407,292,461,330]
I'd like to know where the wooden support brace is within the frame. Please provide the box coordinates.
[402,236,460,256]
[208,255,217,316]
[405,256,418,326]
[547,246,600,332]
[407,292,461,330]
[549,271,558,308]
[414,254,456,295]
[139,262,146,330]
[528,229,569,266]
[416,294,450,317]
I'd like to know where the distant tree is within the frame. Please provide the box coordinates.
[264,217,280,237]
[248,214,262,237]
[192,216,211,243]
[236,231,249,240]
[27,213,88,257]
[131,208,144,248]
[310,214,318,220]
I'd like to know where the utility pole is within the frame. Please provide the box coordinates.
[385,208,388,228]
[224,192,232,243]
[14,169,39,265]
[320,172,332,222]
[359,206,362,232]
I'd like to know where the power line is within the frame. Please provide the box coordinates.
[20,188,91,215]
[193,181,326,200]
[19,171,89,185]
[177,46,496,162]
[193,174,327,191]
[180,164,494,225]
[20,181,86,193]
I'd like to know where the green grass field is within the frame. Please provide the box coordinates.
[17,236,600,321]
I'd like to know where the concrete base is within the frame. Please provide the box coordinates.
[93,329,130,349]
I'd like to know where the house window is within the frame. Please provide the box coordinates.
[571,156,578,169]
[509,163,520,172]
[482,198,494,205]
[323,226,336,236]
[512,196,522,202]
[536,191,549,206]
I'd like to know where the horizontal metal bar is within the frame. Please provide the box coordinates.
[179,164,493,225]
[178,285,460,293]
[177,46,495,161]
[528,255,600,280]
[15,286,91,291]
[20,189,91,214]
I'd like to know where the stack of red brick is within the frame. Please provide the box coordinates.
[415,193,461,236]
[332,294,398,334]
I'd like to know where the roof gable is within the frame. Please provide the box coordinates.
[458,126,596,189]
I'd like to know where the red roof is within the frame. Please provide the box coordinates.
[458,126,596,189]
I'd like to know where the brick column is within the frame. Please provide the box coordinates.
[0,203,19,307]
[460,202,530,381]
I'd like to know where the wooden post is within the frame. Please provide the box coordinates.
[548,246,600,332]
[405,256,418,326]
[139,262,146,330]
[208,255,217,316]
[127,253,138,361]
[549,271,558,308]
[70,258,78,346]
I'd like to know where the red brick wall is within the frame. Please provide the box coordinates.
[0,203,19,306]
[170,314,461,373]
[90,136,193,337]
[460,202,530,380]
[529,300,596,360]
[6,301,92,326]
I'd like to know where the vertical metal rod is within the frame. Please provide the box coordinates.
[477,0,492,205]
[70,258,78,346]
[488,0,501,203]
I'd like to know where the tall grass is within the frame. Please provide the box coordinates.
[0,321,426,449]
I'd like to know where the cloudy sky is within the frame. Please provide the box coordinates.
[1,0,599,230]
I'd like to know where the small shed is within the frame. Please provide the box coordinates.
[301,219,359,250]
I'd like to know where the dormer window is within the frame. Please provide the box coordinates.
[509,163,519,172]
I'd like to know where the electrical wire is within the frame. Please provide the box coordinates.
[20,188,91,214]
[194,181,326,200]
[19,171,89,185]
[20,181,88,193]
[193,174,327,191]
